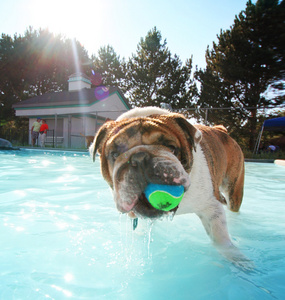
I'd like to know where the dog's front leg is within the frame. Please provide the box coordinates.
[197,200,252,269]
[198,201,232,246]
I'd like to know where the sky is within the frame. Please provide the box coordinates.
[0,0,249,69]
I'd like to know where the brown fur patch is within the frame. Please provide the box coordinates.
[195,124,244,211]
[213,125,228,133]
[80,133,94,148]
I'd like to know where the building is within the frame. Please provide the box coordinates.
[13,73,131,148]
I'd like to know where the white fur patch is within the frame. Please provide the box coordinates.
[176,143,214,215]
[116,107,170,121]
[176,143,232,246]
[194,129,202,142]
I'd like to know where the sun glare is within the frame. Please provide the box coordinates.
[30,0,108,45]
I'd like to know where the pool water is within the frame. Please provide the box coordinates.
[0,149,284,300]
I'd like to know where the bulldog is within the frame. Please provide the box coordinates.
[90,107,248,265]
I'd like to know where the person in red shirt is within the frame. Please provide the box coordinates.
[39,119,49,148]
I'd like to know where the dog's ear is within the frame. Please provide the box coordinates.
[171,114,202,152]
[90,124,110,162]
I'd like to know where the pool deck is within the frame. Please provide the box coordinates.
[274,159,285,166]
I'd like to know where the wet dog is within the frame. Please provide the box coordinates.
[90,107,250,267]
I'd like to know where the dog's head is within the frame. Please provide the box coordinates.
[90,109,202,218]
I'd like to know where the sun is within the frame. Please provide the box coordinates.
[29,0,108,45]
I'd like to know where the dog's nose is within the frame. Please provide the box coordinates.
[130,152,150,167]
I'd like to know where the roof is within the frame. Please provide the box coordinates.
[68,72,91,80]
[263,116,285,132]
[13,86,131,110]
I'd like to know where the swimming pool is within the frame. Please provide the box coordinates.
[0,149,284,299]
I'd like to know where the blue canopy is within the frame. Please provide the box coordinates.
[263,116,285,132]
[254,116,285,153]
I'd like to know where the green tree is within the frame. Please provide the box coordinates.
[90,45,126,90]
[195,0,285,149]
[125,27,197,110]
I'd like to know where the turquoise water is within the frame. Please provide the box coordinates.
[0,149,284,300]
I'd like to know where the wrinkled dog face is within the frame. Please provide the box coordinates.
[91,113,201,219]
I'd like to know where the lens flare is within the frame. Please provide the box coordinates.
[91,70,102,86]
[71,39,80,74]
[95,86,110,100]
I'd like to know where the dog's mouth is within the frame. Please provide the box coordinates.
[128,190,178,230]
[134,191,176,219]
[114,152,190,218]
[117,183,183,219]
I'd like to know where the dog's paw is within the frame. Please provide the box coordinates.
[218,245,255,271]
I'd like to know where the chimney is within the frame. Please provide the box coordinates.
[68,73,91,91]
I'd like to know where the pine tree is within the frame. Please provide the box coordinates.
[125,27,197,110]
[90,45,125,89]
[196,0,285,149]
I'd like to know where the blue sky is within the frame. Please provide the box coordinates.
[0,0,249,69]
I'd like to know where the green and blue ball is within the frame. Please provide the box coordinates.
[144,183,184,211]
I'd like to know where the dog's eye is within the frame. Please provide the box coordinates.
[166,145,179,156]
[110,151,120,160]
